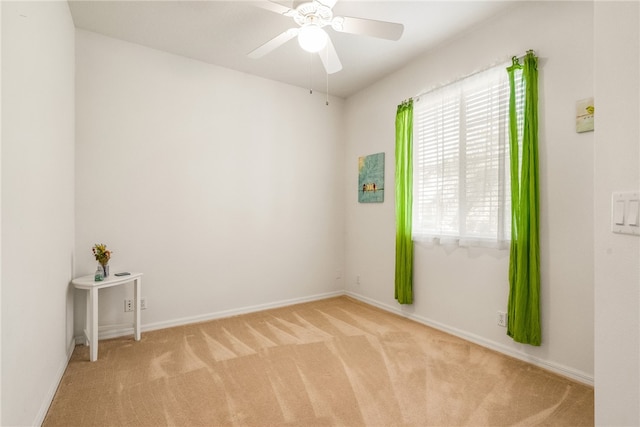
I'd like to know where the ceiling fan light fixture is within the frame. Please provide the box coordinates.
[297,24,328,53]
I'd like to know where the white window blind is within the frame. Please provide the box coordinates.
[412,63,514,248]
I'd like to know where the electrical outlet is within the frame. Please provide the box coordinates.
[125,298,147,311]
[356,275,361,285]
[497,311,508,327]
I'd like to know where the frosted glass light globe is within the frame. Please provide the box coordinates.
[298,25,328,53]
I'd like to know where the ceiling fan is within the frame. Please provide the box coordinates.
[248,0,404,74]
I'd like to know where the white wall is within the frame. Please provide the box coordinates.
[0,3,3,423]
[593,2,640,425]
[344,1,595,383]
[1,1,76,425]
[74,30,345,335]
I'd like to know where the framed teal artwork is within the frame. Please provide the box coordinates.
[358,152,385,203]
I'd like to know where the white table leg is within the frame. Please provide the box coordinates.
[134,277,141,341]
[84,289,90,347]
[89,287,99,362]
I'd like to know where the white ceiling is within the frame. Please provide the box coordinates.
[68,0,515,98]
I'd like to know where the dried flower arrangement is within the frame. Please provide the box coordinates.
[92,243,112,266]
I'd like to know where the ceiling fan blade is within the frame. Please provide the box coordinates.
[333,16,404,41]
[318,36,342,74]
[252,1,293,16]
[248,28,299,58]
[316,0,338,9]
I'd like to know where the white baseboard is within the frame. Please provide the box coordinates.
[72,289,593,387]
[74,290,346,341]
[143,290,345,333]
[345,291,594,386]
[33,336,76,426]
[67,336,76,358]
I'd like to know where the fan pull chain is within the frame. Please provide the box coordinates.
[326,71,329,106]
[325,48,329,106]
[309,53,313,95]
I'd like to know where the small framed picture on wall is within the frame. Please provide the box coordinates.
[576,97,594,133]
[358,152,384,203]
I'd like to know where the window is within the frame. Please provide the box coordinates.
[412,63,516,248]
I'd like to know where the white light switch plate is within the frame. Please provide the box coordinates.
[612,192,640,236]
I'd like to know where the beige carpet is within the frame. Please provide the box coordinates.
[44,296,593,426]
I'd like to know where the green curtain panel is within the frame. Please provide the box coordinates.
[506,51,541,346]
[395,100,414,304]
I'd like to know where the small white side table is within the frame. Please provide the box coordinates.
[72,272,143,361]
